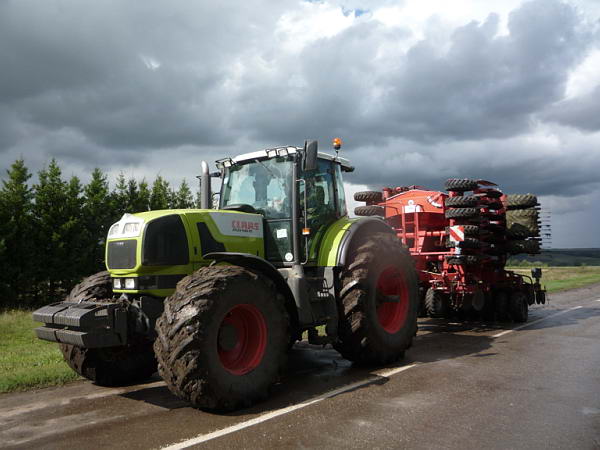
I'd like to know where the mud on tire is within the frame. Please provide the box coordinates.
[154,265,289,411]
[335,232,419,365]
[60,271,157,386]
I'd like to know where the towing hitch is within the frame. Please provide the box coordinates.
[32,301,128,348]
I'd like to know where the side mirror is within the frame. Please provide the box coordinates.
[531,268,542,279]
[303,140,318,171]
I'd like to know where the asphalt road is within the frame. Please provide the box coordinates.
[2,284,600,450]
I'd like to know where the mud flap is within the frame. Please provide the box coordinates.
[33,301,128,348]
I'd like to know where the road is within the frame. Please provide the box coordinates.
[2,284,600,449]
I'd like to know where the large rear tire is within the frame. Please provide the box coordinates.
[59,271,157,386]
[335,232,419,365]
[154,266,289,411]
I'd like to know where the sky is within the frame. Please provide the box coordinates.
[1,0,600,248]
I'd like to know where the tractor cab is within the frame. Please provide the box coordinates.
[217,141,353,266]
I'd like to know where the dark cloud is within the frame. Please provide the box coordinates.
[0,0,599,247]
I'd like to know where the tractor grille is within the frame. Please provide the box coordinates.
[107,240,137,269]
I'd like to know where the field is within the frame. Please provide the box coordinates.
[508,266,600,292]
[2,266,600,394]
[0,310,79,393]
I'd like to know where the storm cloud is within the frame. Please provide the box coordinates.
[1,0,599,247]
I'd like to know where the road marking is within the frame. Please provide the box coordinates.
[161,364,419,449]
[492,305,584,338]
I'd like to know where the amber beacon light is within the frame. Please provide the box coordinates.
[332,138,342,150]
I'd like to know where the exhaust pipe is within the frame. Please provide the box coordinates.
[200,160,212,209]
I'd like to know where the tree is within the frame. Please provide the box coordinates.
[135,179,151,213]
[82,168,112,275]
[111,172,128,219]
[32,159,73,302]
[150,175,171,210]
[0,159,34,306]
[173,179,194,209]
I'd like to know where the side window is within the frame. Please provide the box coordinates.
[334,163,347,217]
[306,160,336,231]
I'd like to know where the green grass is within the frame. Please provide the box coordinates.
[508,266,600,293]
[0,310,80,394]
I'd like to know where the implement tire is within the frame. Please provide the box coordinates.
[354,191,383,203]
[445,178,479,192]
[60,272,157,386]
[445,207,480,219]
[355,205,385,217]
[510,291,528,323]
[424,288,448,318]
[507,194,537,210]
[444,196,479,208]
[154,266,289,411]
[335,233,418,365]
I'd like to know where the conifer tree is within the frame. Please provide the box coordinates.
[135,179,151,212]
[173,179,194,209]
[150,175,171,210]
[33,159,70,302]
[0,159,34,306]
[82,168,112,274]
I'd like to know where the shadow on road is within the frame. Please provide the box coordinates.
[117,328,495,416]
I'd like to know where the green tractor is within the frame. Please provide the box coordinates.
[33,140,418,411]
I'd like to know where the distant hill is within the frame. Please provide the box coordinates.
[508,248,600,266]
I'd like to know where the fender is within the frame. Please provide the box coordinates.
[203,252,299,328]
[336,217,397,267]
[316,217,397,267]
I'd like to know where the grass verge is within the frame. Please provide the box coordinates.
[507,266,600,293]
[0,310,80,394]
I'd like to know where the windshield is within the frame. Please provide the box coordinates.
[221,157,293,219]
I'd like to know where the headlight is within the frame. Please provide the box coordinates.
[123,223,140,234]
[125,278,136,289]
[113,278,122,289]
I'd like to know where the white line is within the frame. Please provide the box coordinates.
[492,305,583,338]
[161,363,418,449]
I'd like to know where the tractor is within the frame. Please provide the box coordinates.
[33,140,419,411]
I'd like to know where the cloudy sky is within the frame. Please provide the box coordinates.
[1,0,600,247]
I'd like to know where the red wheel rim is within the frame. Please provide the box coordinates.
[376,266,409,334]
[218,304,267,375]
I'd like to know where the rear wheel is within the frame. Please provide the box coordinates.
[335,233,418,365]
[154,266,289,411]
[60,272,157,386]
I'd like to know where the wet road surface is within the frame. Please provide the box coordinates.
[2,284,600,449]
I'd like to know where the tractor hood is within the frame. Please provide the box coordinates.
[106,209,264,296]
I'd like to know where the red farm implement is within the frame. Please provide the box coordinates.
[354,178,546,322]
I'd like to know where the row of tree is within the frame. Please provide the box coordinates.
[0,158,201,308]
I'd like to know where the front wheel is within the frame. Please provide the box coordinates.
[335,232,419,365]
[60,271,157,386]
[154,265,289,411]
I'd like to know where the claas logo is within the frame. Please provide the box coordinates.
[231,220,260,232]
